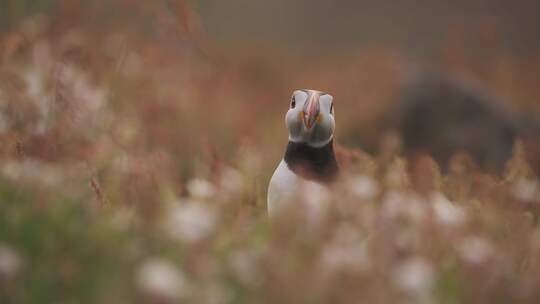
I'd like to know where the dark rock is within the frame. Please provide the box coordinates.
[384,74,539,174]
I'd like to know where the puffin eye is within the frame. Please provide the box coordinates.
[291,96,296,108]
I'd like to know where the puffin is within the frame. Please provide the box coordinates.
[267,89,338,217]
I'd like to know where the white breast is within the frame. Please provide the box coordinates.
[267,160,330,218]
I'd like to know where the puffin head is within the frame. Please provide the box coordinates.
[285,89,335,147]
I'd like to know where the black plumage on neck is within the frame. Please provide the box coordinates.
[284,139,339,183]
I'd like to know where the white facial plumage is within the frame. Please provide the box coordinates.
[285,89,335,147]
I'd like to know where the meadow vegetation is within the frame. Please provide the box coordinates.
[1,1,540,303]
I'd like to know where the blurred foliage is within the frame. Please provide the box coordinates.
[0,0,57,30]
[0,179,136,303]
[0,1,540,303]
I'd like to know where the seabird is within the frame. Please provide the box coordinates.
[267,89,338,216]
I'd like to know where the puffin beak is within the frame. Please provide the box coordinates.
[303,95,320,129]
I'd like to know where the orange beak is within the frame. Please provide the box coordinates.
[303,95,320,129]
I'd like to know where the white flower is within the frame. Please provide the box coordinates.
[382,190,426,223]
[136,257,188,300]
[320,224,369,273]
[347,175,379,201]
[23,67,45,103]
[457,236,494,265]
[512,178,538,202]
[393,257,434,297]
[163,200,218,243]
[1,160,64,187]
[0,244,21,278]
[219,167,244,195]
[22,67,49,134]
[432,192,467,227]
[187,178,216,199]
[60,64,106,114]
[227,249,262,287]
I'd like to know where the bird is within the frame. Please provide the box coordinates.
[267,89,338,217]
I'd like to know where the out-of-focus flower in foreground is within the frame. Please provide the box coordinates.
[227,248,262,287]
[22,66,49,135]
[320,224,370,273]
[512,178,539,202]
[347,175,379,201]
[1,160,64,187]
[431,192,468,228]
[393,257,435,298]
[382,190,426,223]
[218,166,245,195]
[136,257,188,301]
[163,200,218,243]
[0,243,21,278]
[457,236,494,265]
[187,178,216,199]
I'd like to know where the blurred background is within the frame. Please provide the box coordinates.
[1,1,540,303]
